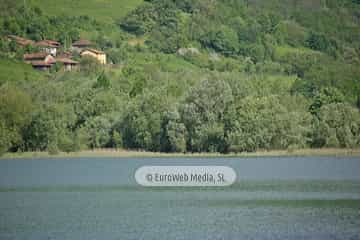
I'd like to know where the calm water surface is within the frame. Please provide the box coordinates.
[0,157,359,240]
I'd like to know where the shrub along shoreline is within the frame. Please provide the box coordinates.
[1,148,360,159]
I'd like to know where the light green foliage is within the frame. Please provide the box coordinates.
[0,121,13,155]
[83,116,113,149]
[310,87,345,115]
[303,59,360,102]
[313,103,360,148]
[111,130,123,149]
[161,110,186,153]
[30,0,144,23]
[94,71,111,89]
[275,21,308,47]
[1,6,92,43]
[0,85,33,153]
[239,44,266,63]
[0,85,32,129]
[0,59,45,85]
[106,46,129,64]
[229,95,312,152]
[274,46,323,78]
[121,90,168,151]
[58,131,77,153]
[24,104,76,152]
[181,78,233,152]
[80,57,102,76]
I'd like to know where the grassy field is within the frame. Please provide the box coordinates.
[2,148,360,159]
[0,59,46,84]
[29,0,143,22]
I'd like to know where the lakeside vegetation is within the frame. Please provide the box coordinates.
[2,148,360,159]
[0,0,360,156]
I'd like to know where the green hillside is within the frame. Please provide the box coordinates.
[0,59,45,85]
[28,0,143,22]
[0,0,360,155]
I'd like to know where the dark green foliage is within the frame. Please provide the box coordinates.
[0,6,96,44]
[275,21,308,47]
[201,26,239,56]
[94,71,111,89]
[229,95,312,152]
[306,32,338,56]
[119,3,158,35]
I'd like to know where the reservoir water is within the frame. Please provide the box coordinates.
[0,157,359,240]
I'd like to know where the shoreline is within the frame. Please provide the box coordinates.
[1,148,360,159]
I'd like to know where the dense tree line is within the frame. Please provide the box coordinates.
[1,68,359,155]
[0,0,359,155]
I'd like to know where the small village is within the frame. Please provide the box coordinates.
[6,35,107,71]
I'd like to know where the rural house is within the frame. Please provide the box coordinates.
[80,48,107,64]
[23,52,55,64]
[30,61,52,71]
[57,51,73,59]
[23,52,56,71]
[35,40,60,56]
[56,58,79,71]
[71,39,93,53]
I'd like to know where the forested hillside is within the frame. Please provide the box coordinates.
[0,0,359,155]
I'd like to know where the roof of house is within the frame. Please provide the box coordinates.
[23,52,50,60]
[56,58,79,65]
[35,40,60,48]
[8,35,34,46]
[31,61,52,67]
[72,39,93,47]
[44,40,60,46]
[47,58,57,64]
[57,51,73,58]
[81,48,105,55]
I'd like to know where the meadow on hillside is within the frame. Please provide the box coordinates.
[29,0,143,22]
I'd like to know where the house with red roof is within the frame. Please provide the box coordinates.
[31,61,53,71]
[23,52,56,71]
[7,35,34,47]
[34,40,61,56]
[80,48,106,64]
[56,58,79,71]
[71,39,93,53]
